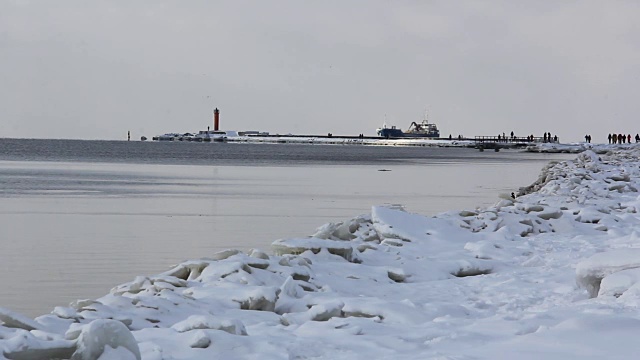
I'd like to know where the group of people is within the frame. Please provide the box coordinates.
[542,132,557,143]
[493,131,558,143]
[607,133,640,144]
[488,132,639,145]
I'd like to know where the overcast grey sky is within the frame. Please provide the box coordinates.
[1,1,639,142]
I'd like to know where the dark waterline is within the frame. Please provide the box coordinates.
[0,138,548,166]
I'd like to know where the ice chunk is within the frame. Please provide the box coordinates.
[576,249,640,297]
[248,248,270,260]
[599,267,640,297]
[0,307,45,331]
[172,315,247,335]
[372,205,470,244]
[187,330,212,348]
[272,237,354,262]
[209,249,242,261]
[71,319,141,360]
[96,346,139,359]
[274,276,308,314]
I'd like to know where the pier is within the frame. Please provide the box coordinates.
[149,132,563,151]
[473,136,559,151]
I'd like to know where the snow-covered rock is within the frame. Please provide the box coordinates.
[70,319,140,360]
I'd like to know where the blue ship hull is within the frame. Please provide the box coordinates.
[377,128,440,139]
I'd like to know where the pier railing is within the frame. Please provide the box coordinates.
[474,136,559,144]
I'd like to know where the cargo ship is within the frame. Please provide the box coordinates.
[376,113,440,139]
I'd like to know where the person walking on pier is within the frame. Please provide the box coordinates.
[608,134,612,144]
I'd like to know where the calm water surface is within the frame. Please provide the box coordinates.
[0,139,574,317]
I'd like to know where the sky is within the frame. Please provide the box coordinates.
[1,1,639,142]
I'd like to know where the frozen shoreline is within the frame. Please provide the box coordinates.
[3,147,640,359]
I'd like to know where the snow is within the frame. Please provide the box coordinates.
[3,146,640,358]
[576,249,640,297]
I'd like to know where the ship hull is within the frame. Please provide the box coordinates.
[377,128,439,139]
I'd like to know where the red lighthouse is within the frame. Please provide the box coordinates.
[213,108,220,131]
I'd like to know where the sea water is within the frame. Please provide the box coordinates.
[0,139,573,317]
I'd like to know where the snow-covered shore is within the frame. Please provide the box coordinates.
[3,148,640,359]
